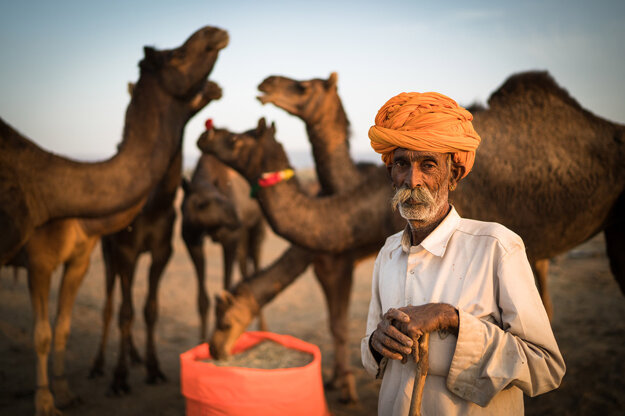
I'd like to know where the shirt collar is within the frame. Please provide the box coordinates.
[400,206,461,257]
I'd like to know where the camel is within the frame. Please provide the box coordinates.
[203,117,395,404]
[0,25,229,266]
[88,151,182,394]
[199,71,625,402]
[87,88,224,397]
[181,153,268,335]
[4,26,228,416]
[207,74,381,403]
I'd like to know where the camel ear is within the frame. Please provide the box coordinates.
[327,72,338,88]
[257,117,267,132]
[140,46,165,71]
[270,121,276,134]
[127,82,135,97]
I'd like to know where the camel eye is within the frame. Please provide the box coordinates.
[171,50,186,61]
[197,201,210,210]
[217,316,232,330]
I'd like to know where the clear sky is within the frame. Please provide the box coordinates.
[1,0,624,168]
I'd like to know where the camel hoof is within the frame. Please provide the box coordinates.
[52,378,82,409]
[89,354,105,378]
[107,379,131,396]
[145,362,167,384]
[323,379,338,390]
[145,371,167,385]
[333,372,359,405]
[35,388,63,416]
[37,407,63,416]
[88,365,104,379]
[129,348,143,365]
[56,394,82,410]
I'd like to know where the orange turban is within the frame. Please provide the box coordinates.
[368,92,481,178]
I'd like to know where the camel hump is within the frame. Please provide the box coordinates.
[457,219,525,254]
[487,71,583,112]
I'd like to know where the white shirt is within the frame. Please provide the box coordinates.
[361,207,565,415]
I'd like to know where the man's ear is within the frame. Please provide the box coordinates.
[449,162,465,190]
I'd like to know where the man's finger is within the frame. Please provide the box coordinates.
[376,331,413,355]
[372,339,404,361]
[384,307,411,323]
[384,324,415,348]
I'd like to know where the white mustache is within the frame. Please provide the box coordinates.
[391,186,436,211]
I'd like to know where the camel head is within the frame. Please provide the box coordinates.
[210,288,259,360]
[140,26,229,99]
[181,178,240,239]
[197,118,292,185]
[257,72,342,124]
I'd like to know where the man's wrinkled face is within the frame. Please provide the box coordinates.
[388,149,452,223]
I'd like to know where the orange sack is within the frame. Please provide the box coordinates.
[180,331,330,416]
[368,91,481,178]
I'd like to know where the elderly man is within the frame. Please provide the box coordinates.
[361,92,565,415]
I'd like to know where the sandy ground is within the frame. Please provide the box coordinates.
[1,197,624,415]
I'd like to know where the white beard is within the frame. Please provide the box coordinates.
[392,185,443,223]
[398,201,438,222]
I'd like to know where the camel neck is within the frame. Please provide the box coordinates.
[255,164,396,252]
[38,75,188,219]
[305,107,360,194]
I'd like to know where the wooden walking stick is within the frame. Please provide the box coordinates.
[408,332,430,416]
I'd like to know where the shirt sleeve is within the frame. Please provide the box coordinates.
[361,252,387,379]
[445,246,566,406]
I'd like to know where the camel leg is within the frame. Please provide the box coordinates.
[222,236,238,291]
[210,246,315,359]
[110,254,139,395]
[51,242,95,408]
[531,259,553,321]
[313,253,359,404]
[182,225,209,341]
[143,242,172,384]
[248,222,267,331]
[238,228,268,331]
[605,220,625,295]
[89,240,118,378]
[236,234,250,286]
[27,260,61,416]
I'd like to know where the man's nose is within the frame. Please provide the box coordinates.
[406,166,423,189]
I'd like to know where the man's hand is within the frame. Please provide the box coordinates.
[370,309,415,361]
[391,303,459,339]
[370,303,459,363]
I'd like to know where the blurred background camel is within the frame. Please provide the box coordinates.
[209,73,383,403]
[199,70,625,403]
[88,82,222,398]
[0,27,229,267]
[2,26,228,416]
[181,153,268,336]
